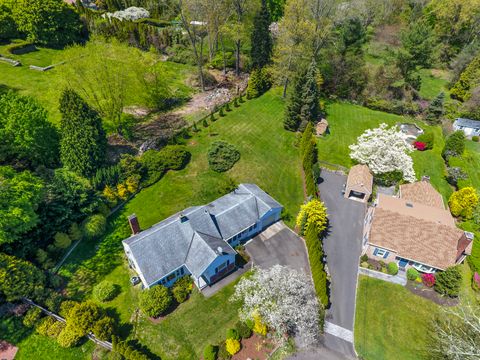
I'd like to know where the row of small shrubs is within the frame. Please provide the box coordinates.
[139,276,193,318]
[204,319,257,360]
[407,265,463,297]
[112,336,149,360]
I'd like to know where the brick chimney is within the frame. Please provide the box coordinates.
[128,214,141,235]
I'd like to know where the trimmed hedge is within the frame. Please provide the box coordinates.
[387,262,398,275]
[304,223,328,307]
[406,268,419,281]
[93,281,119,302]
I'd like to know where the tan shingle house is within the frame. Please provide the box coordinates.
[362,181,473,273]
[344,165,373,203]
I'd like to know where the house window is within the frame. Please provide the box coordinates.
[373,248,389,258]
[166,273,176,282]
[180,267,184,275]
[215,262,228,274]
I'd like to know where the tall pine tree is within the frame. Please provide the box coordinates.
[425,92,445,124]
[59,89,107,177]
[250,0,273,69]
[300,59,320,124]
[283,70,306,131]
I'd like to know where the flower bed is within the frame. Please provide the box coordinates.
[231,334,276,360]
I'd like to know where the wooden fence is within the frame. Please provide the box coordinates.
[22,298,113,351]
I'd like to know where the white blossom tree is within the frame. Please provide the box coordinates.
[231,265,322,347]
[349,123,416,182]
[431,302,480,360]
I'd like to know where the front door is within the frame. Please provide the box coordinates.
[398,258,408,270]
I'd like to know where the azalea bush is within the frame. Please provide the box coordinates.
[422,273,436,287]
[414,141,426,151]
[349,123,416,182]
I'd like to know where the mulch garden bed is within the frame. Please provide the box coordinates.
[0,340,18,360]
[231,334,277,360]
[405,281,459,306]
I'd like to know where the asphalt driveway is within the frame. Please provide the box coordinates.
[319,171,366,358]
[245,221,310,274]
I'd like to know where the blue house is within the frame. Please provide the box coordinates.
[122,184,283,290]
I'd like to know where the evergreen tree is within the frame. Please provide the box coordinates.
[250,0,273,69]
[283,71,306,131]
[425,92,445,124]
[300,60,320,124]
[59,89,107,177]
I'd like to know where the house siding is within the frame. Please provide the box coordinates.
[201,253,237,285]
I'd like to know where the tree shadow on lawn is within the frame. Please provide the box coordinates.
[63,212,131,300]
[104,307,133,339]
[0,316,33,345]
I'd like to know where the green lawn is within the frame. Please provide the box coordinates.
[58,88,303,359]
[0,43,194,124]
[0,316,94,360]
[448,140,480,193]
[417,69,450,100]
[354,276,439,360]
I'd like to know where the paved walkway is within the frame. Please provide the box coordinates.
[318,171,366,359]
[358,267,407,286]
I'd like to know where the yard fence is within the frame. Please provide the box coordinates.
[22,298,113,351]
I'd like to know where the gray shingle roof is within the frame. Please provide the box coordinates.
[455,118,480,129]
[123,184,282,286]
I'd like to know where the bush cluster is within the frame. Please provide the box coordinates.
[434,266,462,297]
[204,344,218,360]
[82,214,107,240]
[172,276,193,304]
[387,262,399,275]
[246,68,272,99]
[207,141,241,172]
[442,131,466,159]
[23,307,42,328]
[93,281,119,302]
[416,132,434,150]
[406,268,419,281]
[139,285,172,318]
[112,336,149,360]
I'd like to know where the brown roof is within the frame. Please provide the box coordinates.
[346,165,373,194]
[369,194,467,270]
[399,182,445,209]
[316,119,329,135]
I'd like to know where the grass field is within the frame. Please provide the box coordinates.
[58,88,303,359]
[0,316,94,360]
[0,43,194,124]
[354,276,438,360]
[417,69,450,100]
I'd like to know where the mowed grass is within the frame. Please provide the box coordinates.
[0,316,94,360]
[418,68,450,100]
[59,88,303,359]
[354,276,438,360]
[0,43,194,124]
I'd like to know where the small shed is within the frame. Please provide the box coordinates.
[316,119,329,136]
[345,165,373,203]
[453,118,480,137]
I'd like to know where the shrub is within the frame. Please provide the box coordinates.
[159,145,190,170]
[93,281,119,302]
[68,223,83,242]
[374,170,404,187]
[472,136,479,142]
[235,321,252,339]
[218,341,231,360]
[59,300,78,318]
[93,316,116,341]
[207,141,241,172]
[360,254,369,263]
[172,276,192,303]
[66,301,103,336]
[414,141,426,151]
[44,291,63,312]
[226,328,240,340]
[435,266,462,297]
[35,316,57,336]
[47,320,65,338]
[139,285,172,317]
[407,268,419,281]
[54,232,72,249]
[225,338,241,355]
[23,307,42,328]
[204,344,218,360]
[449,187,479,219]
[422,273,436,287]
[443,131,466,158]
[252,314,268,336]
[246,68,272,99]
[82,214,107,240]
[387,262,398,275]
[416,132,434,150]
[446,166,468,186]
[57,326,83,348]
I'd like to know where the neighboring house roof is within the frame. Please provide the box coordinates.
[123,184,282,286]
[369,193,468,270]
[346,164,373,194]
[454,118,480,129]
[399,181,445,209]
[316,119,329,135]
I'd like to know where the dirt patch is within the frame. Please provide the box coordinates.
[231,334,277,360]
[374,24,402,47]
[405,281,459,306]
[0,341,18,360]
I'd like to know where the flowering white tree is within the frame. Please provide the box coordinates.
[431,302,480,360]
[231,265,322,347]
[349,123,416,182]
[106,7,150,21]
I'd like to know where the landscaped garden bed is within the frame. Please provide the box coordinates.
[405,281,458,306]
[231,333,276,360]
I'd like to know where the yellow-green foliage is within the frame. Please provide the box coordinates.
[450,56,480,101]
[296,199,328,234]
[305,223,329,307]
[225,338,241,355]
[53,232,71,249]
[252,314,267,336]
[448,187,479,218]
